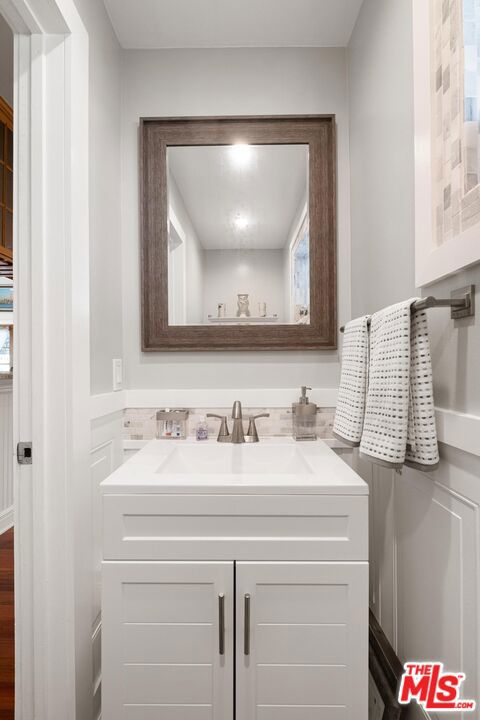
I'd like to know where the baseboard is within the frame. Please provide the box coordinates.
[0,506,13,534]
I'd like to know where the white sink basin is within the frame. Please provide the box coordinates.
[157,443,313,475]
[101,438,368,495]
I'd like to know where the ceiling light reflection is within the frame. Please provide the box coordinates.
[233,215,249,230]
[230,143,253,167]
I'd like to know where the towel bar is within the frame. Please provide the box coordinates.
[339,284,475,333]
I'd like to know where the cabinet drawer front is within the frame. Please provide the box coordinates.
[103,494,368,561]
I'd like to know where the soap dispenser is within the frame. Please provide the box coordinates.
[292,386,317,441]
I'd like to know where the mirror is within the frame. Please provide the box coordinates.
[140,116,336,351]
[167,144,310,326]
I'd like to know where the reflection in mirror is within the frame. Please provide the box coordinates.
[167,144,309,326]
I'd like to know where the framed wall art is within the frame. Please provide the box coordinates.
[414,0,480,286]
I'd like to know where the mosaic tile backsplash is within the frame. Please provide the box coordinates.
[123,407,335,442]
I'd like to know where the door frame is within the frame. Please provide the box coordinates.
[0,0,91,718]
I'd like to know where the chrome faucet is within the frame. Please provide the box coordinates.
[231,400,245,444]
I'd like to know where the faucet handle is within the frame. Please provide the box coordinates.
[245,413,270,443]
[206,414,231,443]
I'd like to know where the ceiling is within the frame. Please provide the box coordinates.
[168,145,308,250]
[103,0,364,49]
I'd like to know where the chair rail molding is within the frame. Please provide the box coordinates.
[435,407,480,458]
[90,387,339,420]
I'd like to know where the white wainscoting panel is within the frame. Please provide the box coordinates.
[352,452,397,648]
[91,410,124,720]
[0,383,13,533]
[396,467,479,707]
[353,443,480,720]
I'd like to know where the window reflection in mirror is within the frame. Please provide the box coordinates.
[166,144,309,326]
[291,212,309,323]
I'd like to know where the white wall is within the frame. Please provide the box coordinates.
[0,382,12,534]
[121,48,351,390]
[72,0,124,395]
[348,1,480,716]
[348,0,416,317]
[203,249,285,322]
[0,14,13,106]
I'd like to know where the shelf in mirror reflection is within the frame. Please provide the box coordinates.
[208,315,279,324]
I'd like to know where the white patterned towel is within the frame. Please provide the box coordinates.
[333,316,370,446]
[359,299,439,470]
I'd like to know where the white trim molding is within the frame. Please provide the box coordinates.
[125,387,339,409]
[90,387,339,420]
[435,407,480,458]
[90,390,126,420]
[7,2,92,718]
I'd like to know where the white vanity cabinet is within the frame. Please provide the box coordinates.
[101,439,369,720]
[102,559,367,720]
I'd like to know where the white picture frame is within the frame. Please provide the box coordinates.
[413,0,480,287]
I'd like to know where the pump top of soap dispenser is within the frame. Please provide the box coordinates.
[299,386,312,404]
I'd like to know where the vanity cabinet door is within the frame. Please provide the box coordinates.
[235,562,368,720]
[102,561,234,720]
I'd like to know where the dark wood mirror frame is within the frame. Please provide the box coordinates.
[140,115,337,352]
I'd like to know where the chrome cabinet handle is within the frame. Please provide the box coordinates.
[218,593,225,655]
[244,593,250,655]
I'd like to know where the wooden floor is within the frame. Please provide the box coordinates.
[0,529,13,720]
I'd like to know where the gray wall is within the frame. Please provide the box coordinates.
[348,0,416,315]
[0,15,13,107]
[348,1,480,715]
[73,0,124,395]
[348,0,480,416]
[121,48,351,390]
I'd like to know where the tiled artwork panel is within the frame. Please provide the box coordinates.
[432,0,480,245]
